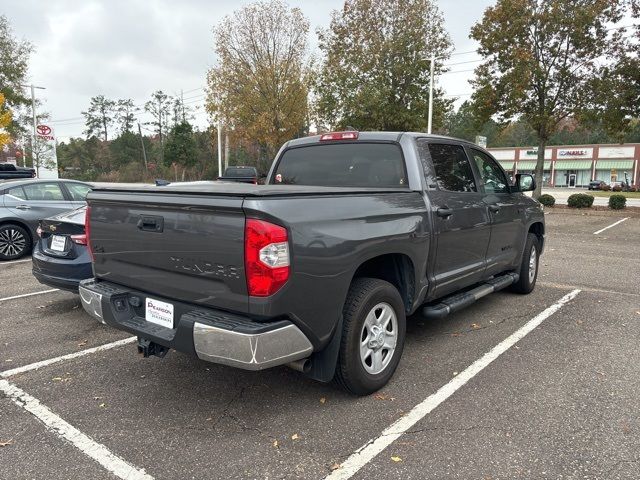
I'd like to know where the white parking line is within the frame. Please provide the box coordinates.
[0,289,60,303]
[1,337,137,379]
[326,289,581,480]
[2,258,32,265]
[0,379,153,480]
[593,217,628,235]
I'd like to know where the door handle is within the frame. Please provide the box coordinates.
[488,204,501,213]
[137,215,164,232]
[436,207,454,218]
[16,205,31,210]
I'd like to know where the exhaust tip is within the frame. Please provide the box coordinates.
[287,358,311,374]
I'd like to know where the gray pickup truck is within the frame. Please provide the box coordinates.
[79,131,544,395]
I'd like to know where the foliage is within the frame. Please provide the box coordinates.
[207,0,310,162]
[470,0,630,198]
[538,194,556,207]
[315,0,452,132]
[164,121,197,169]
[115,99,137,134]
[144,90,173,149]
[0,15,33,136]
[0,93,12,148]
[608,194,627,210]
[82,95,116,141]
[567,193,595,208]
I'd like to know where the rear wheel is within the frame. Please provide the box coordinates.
[334,278,406,396]
[510,233,540,294]
[0,224,30,261]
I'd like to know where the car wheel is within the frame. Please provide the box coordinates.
[510,233,540,294]
[334,278,406,396]
[0,224,31,261]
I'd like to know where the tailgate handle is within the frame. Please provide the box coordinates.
[137,215,164,233]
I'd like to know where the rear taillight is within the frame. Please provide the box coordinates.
[71,234,87,245]
[245,219,290,296]
[36,226,43,237]
[85,206,94,260]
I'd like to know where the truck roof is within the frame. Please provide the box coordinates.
[286,131,478,148]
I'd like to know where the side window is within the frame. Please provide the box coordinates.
[22,183,65,201]
[66,183,92,201]
[427,143,477,192]
[470,149,509,194]
[7,186,26,200]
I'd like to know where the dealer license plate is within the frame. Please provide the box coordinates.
[50,235,67,252]
[145,297,174,328]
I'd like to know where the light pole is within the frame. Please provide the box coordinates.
[20,84,46,177]
[217,119,223,178]
[427,55,435,135]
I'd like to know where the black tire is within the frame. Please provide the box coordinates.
[510,233,540,294]
[0,223,31,261]
[334,278,406,396]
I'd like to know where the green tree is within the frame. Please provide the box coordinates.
[164,121,197,170]
[0,15,33,136]
[207,0,310,161]
[315,0,452,132]
[115,99,137,134]
[470,0,630,198]
[82,95,116,141]
[144,90,173,162]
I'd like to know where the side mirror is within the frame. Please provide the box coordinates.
[516,173,535,192]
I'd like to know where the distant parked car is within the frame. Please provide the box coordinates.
[0,179,92,260]
[588,180,606,190]
[218,166,258,184]
[0,163,35,180]
[32,206,91,292]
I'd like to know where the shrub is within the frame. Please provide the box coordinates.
[608,194,626,210]
[538,194,555,207]
[567,193,595,208]
[601,184,611,191]
[612,185,622,192]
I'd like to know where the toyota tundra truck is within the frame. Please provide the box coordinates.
[79,131,544,395]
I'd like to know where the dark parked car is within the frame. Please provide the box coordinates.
[79,131,544,395]
[588,180,607,190]
[32,207,92,292]
[0,163,36,180]
[218,166,258,184]
[0,179,92,260]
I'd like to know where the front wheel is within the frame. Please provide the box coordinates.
[510,233,540,294]
[334,278,406,396]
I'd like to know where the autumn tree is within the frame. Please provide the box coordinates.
[0,15,33,136]
[315,0,452,132]
[0,93,11,148]
[207,0,310,163]
[470,0,630,198]
[82,95,116,141]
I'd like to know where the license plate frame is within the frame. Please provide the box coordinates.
[50,235,67,252]
[145,297,174,329]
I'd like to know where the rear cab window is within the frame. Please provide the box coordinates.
[273,143,408,188]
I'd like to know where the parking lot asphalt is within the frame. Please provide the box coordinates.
[1,213,639,479]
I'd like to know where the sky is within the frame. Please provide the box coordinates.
[3,0,493,142]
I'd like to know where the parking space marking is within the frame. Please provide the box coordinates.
[0,379,153,480]
[0,289,60,302]
[326,289,581,480]
[1,258,32,265]
[593,217,629,235]
[1,337,137,379]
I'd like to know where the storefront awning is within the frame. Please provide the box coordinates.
[554,161,592,170]
[498,161,515,170]
[596,160,634,169]
[517,161,551,170]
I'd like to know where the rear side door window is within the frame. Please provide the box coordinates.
[427,143,477,192]
[22,183,65,201]
[469,149,509,194]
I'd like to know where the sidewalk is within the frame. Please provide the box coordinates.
[541,188,640,207]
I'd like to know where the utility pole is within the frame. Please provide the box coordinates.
[427,55,434,135]
[138,123,148,172]
[217,120,223,178]
[20,84,46,177]
[181,89,185,123]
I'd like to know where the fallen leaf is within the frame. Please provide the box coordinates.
[37,305,45,309]
[273,440,279,448]
[206,417,212,421]
[330,463,341,471]
[471,323,481,329]
[319,397,326,404]
[374,393,388,400]
[77,340,88,347]
[99,403,106,408]
[93,396,102,400]
[391,456,402,462]
[291,433,300,440]
[0,439,13,447]
[450,333,460,337]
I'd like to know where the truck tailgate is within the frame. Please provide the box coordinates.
[88,191,248,313]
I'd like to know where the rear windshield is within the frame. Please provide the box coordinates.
[224,167,256,177]
[273,143,407,188]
